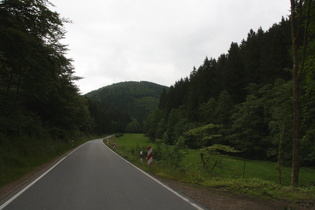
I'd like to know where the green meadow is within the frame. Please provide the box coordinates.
[106,133,315,207]
[182,150,315,186]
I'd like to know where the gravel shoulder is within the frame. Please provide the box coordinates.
[158,177,290,210]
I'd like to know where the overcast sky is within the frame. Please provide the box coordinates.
[50,0,290,94]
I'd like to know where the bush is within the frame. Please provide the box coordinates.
[199,144,240,175]
[154,138,187,169]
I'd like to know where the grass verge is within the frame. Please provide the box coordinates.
[0,134,103,188]
[105,133,315,208]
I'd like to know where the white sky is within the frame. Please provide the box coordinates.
[50,0,290,94]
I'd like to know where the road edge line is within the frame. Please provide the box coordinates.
[0,142,86,209]
[102,139,205,210]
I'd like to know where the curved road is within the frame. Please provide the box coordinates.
[1,139,203,210]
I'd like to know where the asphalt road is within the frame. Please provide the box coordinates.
[1,139,203,210]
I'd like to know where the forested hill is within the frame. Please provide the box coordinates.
[85,81,168,133]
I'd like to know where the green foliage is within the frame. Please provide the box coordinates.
[214,91,233,125]
[227,92,270,159]
[199,98,216,124]
[203,177,315,206]
[200,144,240,175]
[0,0,91,137]
[184,124,221,136]
[163,108,186,144]
[201,144,240,154]
[154,137,188,169]
[267,80,292,164]
[87,99,130,134]
[183,124,222,148]
[126,118,142,133]
[144,108,166,140]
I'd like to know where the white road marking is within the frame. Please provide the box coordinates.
[102,139,205,210]
[0,141,88,209]
[1,137,204,210]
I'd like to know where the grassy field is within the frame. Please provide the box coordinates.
[181,150,315,186]
[107,133,315,207]
[110,133,150,148]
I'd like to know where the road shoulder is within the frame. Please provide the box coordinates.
[0,147,77,206]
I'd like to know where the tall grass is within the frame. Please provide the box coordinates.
[0,133,96,187]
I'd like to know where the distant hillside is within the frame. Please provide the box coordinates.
[85,81,168,130]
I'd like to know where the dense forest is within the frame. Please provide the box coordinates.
[144,10,315,169]
[0,0,95,179]
[0,0,92,140]
[85,81,167,134]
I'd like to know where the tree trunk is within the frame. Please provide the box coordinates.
[290,0,300,186]
[277,126,285,185]
[243,160,246,179]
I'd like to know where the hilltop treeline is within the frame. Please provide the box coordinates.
[144,17,315,166]
[86,81,167,134]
